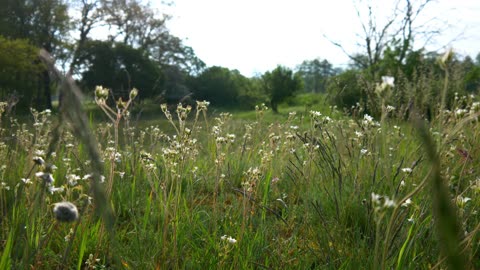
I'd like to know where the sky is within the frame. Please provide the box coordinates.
[162,0,480,77]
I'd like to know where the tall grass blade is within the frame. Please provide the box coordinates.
[415,118,466,269]
[396,222,415,270]
[77,229,88,270]
[0,230,14,269]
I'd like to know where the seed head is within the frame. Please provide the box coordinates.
[53,202,79,222]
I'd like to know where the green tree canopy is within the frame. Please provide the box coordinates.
[0,0,71,110]
[77,40,163,99]
[297,58,340,93]
[189,66,246,107]
[262,66,303,113]
[0,36,45,112]
[99,0,205,75]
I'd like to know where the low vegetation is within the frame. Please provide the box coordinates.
[0,73,479,269]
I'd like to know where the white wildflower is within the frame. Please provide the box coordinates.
[21,178,32,185]
[401,198,412,207]
[221,235,237,244]
[35,172,54,184]
[456,196,471,208]
[49,186,65,194]
[67,174,80,186]
[371,193,381,204]
[310,110,322,118]
[386,105,395,112]
[381,76,395,88]
[384,197,396,208]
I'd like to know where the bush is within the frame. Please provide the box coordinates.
[327,70,367,113]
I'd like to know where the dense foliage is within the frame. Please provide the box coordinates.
[77,40,163,99]
[0,37,45,112]
[262,66,303,113]
[186,66,265,109]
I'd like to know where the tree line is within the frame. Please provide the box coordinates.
[1,0,480,116]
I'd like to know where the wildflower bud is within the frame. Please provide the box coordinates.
[0,102,7,115]
[53,202,79,222]
[95,86,109,100]
[438,48,454,69]
[129,88,138,100]
[160,103,167,112]
[94,86,102,98]
[196,100,210,111]
[455,195,471,208]
[116,97,126,110]
[441,48,454,65]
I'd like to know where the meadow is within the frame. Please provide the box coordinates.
[0,87,479,269]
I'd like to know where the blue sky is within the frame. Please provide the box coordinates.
[165,0,480,76]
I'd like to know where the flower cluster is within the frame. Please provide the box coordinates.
[376,76,395,98]
[94,86,109,105]
[371,192,396,212]
[242,167,262,194]
[220,235,237,244]
[196,100,210,111]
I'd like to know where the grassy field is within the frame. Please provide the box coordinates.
[0,92,479,269]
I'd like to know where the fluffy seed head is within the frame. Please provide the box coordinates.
[53,202,79,222]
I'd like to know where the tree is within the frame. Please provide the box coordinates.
[327,69,366,113]
[0,36,45,112]
[461,56,480,93]
[69,0,104,73]
[77,40,163,99]
[297,58,339,93]
[0,0,207,111]
[162,65,192,104]
[328,0,435,79]
[100,0,204,75]
[189,66,244,107]
[262,66,303,113]
[0,0,71,110]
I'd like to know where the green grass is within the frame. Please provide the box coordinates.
[0,92,479,269]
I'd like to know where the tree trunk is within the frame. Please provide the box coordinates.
[271,100,278,113]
